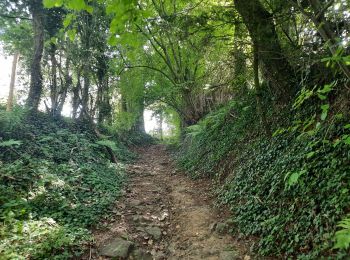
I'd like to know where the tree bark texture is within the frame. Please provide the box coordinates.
[26,0,45,111]
[235,0,296,105]
[6,52,19,112]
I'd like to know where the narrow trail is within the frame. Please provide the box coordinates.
[88,145,251,259]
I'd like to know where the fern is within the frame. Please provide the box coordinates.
[0,107,25,132]
[96,139,118,152]
[334,215,350,250]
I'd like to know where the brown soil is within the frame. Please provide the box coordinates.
[84,144,253,259]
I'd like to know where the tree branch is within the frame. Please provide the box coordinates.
[0,13,31,20]
[125,64,177,85]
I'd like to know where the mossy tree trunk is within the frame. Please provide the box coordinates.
[234,0,296,106]
[26,0,45,111]
[96,54,112,124]
[253,42,271,136]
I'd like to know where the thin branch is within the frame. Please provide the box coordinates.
[125,64,177,85]
[0,13,31,20]
[315,0,334,20]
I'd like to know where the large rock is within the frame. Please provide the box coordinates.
[144,226,162,240]
[99,237,134,259]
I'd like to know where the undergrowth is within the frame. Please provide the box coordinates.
[0,106,131,259]
[178,99,259,178]
[178,98,350,258]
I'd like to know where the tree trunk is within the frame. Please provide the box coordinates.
[158,112,163,140]
[182,90,202,126]
[56,57,71,116]
[81,71,90,118]
[253,42,271,136]
[135,105,146,133]
[26,0,45,111]
[72,70,81,119]
[234,0,296,105]
[96,56,112,124]
[79,12,92,120]
[233,24,247,88]
[6,52,19,112]
[49,44,58,117]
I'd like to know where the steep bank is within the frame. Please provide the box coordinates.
[0,108,131,259]
[178,100,350,259]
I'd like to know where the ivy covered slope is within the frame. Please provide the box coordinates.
[0,106,132,259]
[178,96,350,258]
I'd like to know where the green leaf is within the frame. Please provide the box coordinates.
[321,111,328,121]
[343,55,350,65]
[50,37,58,44]
[0,139,22,147]
[344,136,350,145]
[318,83,334,94]
[67,29,77,41]
[321,104,330,110]
[285,170,307,188]
[335,113,343,120]
[293,87,314,109]
[334,216,350,250]
[63,14,75,28]
[110,17,122,34]
[272,128,286,137]
[320,104,329,121]
[107,35,118,46]
[344,124,350,130]
[306,151,315,159]
[43,0,63,8]
[317,93,327,100]
[333,139,341,147]
[66,0,86,10]
[334,233,350,249]
[288,172,300,186]
[85,5,94,13]
[96,140,118,151]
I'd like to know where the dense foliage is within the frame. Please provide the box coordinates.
[0,106,131,259]
[178,96,350,258]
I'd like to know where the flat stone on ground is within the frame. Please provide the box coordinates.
[99,237,134,258]
[215,222,229,235]
[130,199,142,207]
[144,226,162,240]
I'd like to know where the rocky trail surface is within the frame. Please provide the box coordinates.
[85,145,252,259]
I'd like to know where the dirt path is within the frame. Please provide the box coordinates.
[88,145,251,259]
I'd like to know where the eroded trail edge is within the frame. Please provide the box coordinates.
[90,145,251,259]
